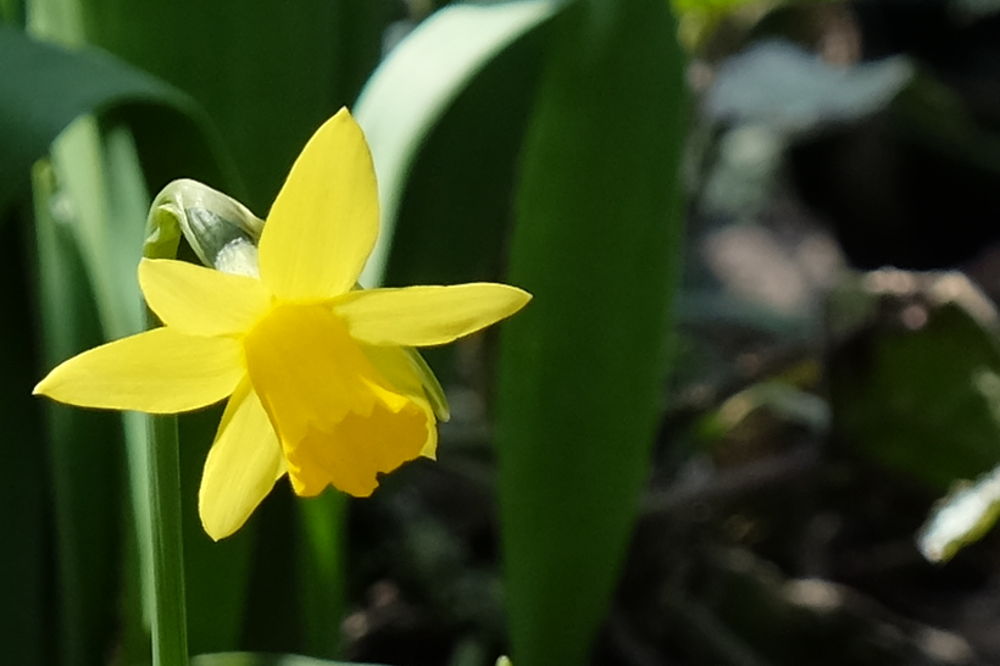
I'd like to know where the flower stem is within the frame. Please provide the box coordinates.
[146,413,189,666]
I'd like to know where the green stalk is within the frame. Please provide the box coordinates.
[143,208,189,662]
[296,493,345,657]
[146,411,189,666]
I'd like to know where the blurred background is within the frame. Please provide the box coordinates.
[6,0,1000,664]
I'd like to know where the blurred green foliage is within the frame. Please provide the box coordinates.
[3,0,685,663]
[832,300,1000,489]
[9,0,1000,664]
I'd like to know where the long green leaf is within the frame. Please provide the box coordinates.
[31,159,128,666]
[355,0,566,288]
[0,24,230,212]
[23,12,157,664]
[77,0,395,210]
[353,0,563,394]
[496,1,686,664]
[9,6,238,658]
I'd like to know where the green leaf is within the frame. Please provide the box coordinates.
[495,1,687,664]
[376,13,552,291]
[20,15,166,662]
[354,0,566,288]
[31,159,129,665]
[831,297,1000,489]
[0,23,230,213]
[13,9,240,658]
[75,4,397,652]
[77,0,396,211]
[354,0,561,392]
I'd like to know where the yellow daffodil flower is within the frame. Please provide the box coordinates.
[34,108,531,541]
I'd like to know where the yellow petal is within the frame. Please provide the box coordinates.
[334,283,532,346]
[363,345,440,458]
[199,380,285,541]
[405,347,450,422]
[34,328,244,413]
[285,393,430,497]
[416,398,438,460]
[243,303,384,443]
[363,344,427,399]
[242,302,431,496]
[139,258,271,336]
[258,108,379,301]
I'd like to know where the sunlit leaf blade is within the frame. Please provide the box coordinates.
[919,464,1000,563]
[355,0,558,399]
[496,1,686,664]
[378,12,551,291]
[354,0,565,288]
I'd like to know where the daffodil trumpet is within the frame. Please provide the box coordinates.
[34,108,531,541]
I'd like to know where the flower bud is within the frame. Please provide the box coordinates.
[144,179,264,277]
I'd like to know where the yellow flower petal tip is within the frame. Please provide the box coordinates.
[335,283,532,347]
[198,382,284,541]
[260,106,379,302]
[32,329,244,413]
[34,106,532,540]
